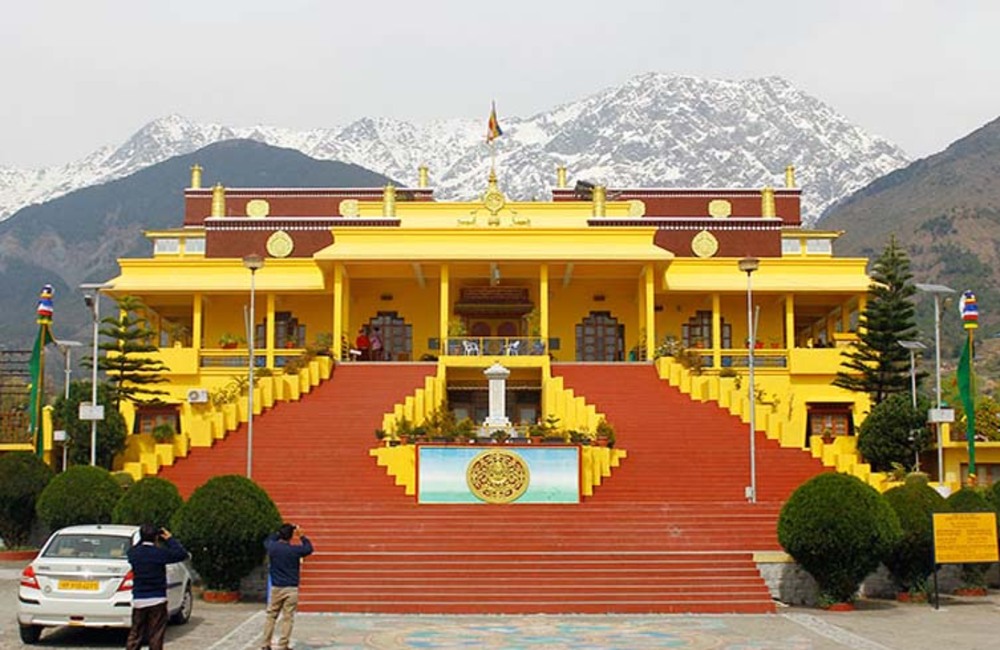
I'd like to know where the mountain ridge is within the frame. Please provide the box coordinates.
[0,73,909,224]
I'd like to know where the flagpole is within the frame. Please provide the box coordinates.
[967,328,976,483]
[958,290,979,486]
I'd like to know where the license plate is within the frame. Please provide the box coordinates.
[59,580,99,591]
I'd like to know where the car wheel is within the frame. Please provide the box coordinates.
[170,584,193,625]
[19,624,42,644]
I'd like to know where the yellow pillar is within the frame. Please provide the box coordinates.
[192,293,203,350]
[265,294,276,368]
[333,263,344,360]
[440,264,450,347]
[784,294,795,349]
[711,293,722,369]
[644,265,655,361]
[540,264,550,343]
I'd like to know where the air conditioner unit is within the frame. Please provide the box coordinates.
[187,388,209,404]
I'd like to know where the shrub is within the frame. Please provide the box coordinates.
[945,488,995,588]
[170,475,281,591]
[883,482,948,591]
[112,477,183,530]
[857,393,931,472]
[111,471,135,491]
[778,473,902,603]
[151,424,175,443]
[0,452,55,548]
[52,381,128,469]
[36,466,122,532]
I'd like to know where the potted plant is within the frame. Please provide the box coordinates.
[151,423,176,444]
[490,429,510,444]
[447,318,466,355]
[219,332,243,349]
[595,419,616,447]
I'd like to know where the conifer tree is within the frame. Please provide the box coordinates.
[96,295,169,409]
[835,236,920,405]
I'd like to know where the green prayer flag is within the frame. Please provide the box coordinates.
[957,334,976,476]
[28,323,55,457]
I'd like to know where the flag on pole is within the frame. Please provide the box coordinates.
[28,284,56,457]
[957,289,979,481]
[959,290,979,330]
[486,101,503,143]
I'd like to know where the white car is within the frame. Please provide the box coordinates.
[16,524,193,644]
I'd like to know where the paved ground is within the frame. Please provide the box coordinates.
[5,561,1000,649]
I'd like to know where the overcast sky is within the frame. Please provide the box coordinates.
[3,0,998,168]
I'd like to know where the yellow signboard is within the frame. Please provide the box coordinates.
[933,513,999,564]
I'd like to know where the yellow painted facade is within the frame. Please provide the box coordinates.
[17,166,969,494]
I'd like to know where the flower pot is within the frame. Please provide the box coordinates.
[202,589,240,603]
[823,602,855,611]
[221,343,237,350]
[897,591,928,603]
[0,549,38,561]
[954,587,987,597]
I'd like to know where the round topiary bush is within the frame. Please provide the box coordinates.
[112,477,183,530]
[170,475,281,591]
[883,481,948,592]
[945,488,994,589]
[35,465,122,532]
[0,452,55,548]
[856,394,930,472]
[778,472,902,604]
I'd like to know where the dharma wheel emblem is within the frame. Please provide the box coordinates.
[691,229,719,258]
[266,230,294,258]
[466,449,530,504]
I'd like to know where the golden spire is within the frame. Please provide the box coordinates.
[418,165,429,188]
[761,186,776,219]
[190,164,203,189]
[784,165,796,188]
[383,183,397,217]
[210,183,226,217]
[593,185,607,217]
[556,166,567,189]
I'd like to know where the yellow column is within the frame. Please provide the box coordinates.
[644,265,655,361]
[440,264,450,348]
[265,294,276,368]
[784,294,795,349]
[711,293,722,369]
[540,264,550,342]
[333,263,344,360]
[192,293,203,350]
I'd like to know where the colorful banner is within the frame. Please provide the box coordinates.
[418,446,579,504]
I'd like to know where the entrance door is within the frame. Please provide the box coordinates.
[369,312,413,361]
[575,311,623,361]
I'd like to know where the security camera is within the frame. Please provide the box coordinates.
[83,294,94,308]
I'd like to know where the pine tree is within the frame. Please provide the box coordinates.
[834,236,920,405]
[96,295,170,409]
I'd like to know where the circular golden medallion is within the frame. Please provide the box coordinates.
[339,199,360,217]
[266,230,294,258]
[466,449,530,504]
[691,229,719,258]
[708,199,732,218]
[627,199,646,217]
[482,187,506,215]
[246,199,270,218]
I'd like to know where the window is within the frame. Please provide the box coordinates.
[184,238,206,255]
[806,239,832,254]
[782,238,802,255]
[154,238,180,254]
[681,311,731,348]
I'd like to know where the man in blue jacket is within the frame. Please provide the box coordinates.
[260,523,314,650]
[126,523,189,650]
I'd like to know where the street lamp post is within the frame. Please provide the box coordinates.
[738,257,760,503]
[900,340,927,471]
[80,284,111,466]
[243,254,265,479]
[915,283,955,482]
[55,340,83,400]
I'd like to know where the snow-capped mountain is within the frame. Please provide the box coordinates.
[0,73,909,224]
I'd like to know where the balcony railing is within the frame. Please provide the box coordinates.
[444,337,547,357]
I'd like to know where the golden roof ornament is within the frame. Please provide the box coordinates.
[383,183,397,217]
[761,186,777,219]
[210,183,226,217]
[481,169,507,216]
[556,166,567,189]
[266,230,294,258]
[592,185,607,217]
[691,230,719,258]
[785,165,796,188]
[190,164,203,189]
[418,166,429,188]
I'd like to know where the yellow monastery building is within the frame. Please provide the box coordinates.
[22,162,992,492]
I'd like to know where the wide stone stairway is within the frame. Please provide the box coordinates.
[162,363,829,614]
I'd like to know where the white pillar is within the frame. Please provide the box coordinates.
[483,362,511,429]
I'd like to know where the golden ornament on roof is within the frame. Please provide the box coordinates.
[691,230,719,258]
[708,199,732,218]
[246,199,270,218]
[266,230,294,258]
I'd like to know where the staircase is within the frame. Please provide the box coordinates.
[162,363,828,614]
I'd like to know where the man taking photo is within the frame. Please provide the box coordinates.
[126,524,189,650]
[261,523,314,650]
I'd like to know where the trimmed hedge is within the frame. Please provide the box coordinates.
[0,452,55,548]
[170,475,281,591]
[883,481,948,591]
[778,473,902,603]
[112,477,183,530]
[35,466,122,532]
[945,488,994,588]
